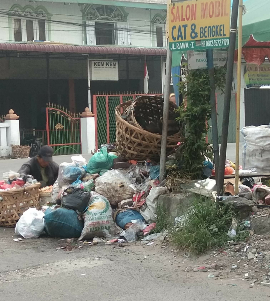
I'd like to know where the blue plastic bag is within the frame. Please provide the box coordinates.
[44,208,83,238]
[86,147,117,174]
[115,209,145,229]
[150,165,160,180]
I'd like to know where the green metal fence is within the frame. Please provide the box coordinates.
[93,94,160,148]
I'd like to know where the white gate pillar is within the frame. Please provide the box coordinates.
[5,109,20,147]
[80,108,96,154]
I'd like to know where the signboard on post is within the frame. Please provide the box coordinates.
[169,0,231,51]
[90,60,119,81]
[188,50,227,69]
[244,63,270,87]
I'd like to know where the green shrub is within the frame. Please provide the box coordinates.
[171,198,233,254]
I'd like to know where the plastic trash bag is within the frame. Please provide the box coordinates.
[57,162,85,187]
[79,193,114,240]
[71,155,87,167]
[62,187,90,213]
[15,208,45,239]
[115,209,145,229]
[140,187,167,223]
[95,170,135,206]
[86,147,117,174]
[44,208,83,238]
[120,220,146,242]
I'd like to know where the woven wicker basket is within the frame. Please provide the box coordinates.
[131,95,180,136]
[12,145,31,159]
[0,183,41,227]
[115,100,182,160]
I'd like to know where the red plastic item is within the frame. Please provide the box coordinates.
[11,180,25,187]
[224,166,234,175]
[0,184,13,190]
[143,223,156,236]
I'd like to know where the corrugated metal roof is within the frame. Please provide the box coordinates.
[0,43,166,56]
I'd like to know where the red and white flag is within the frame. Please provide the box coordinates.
[144,61,149,94]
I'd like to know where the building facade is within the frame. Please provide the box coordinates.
[0,0,167,130]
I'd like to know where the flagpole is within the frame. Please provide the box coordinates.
[235,0,243,195]
[159,0,172,181]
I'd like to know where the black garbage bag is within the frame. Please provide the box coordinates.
[62,187,90,213]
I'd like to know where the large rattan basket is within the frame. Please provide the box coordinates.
[0,183,41,227]
[115,100,182,160]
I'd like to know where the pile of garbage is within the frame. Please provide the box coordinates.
[14,147,167,243]
[0,171,38,191]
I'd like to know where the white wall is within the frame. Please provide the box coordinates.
[0,0,166,48]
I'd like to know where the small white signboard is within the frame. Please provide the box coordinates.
[188,51,227,70]
[90,60,119,81]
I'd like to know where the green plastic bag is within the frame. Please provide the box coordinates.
[86,147,117,174]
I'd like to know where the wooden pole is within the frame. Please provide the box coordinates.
[217,0,239,195]
[235,0,244,195]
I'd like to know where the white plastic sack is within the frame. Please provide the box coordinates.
[95,170,135,206]
[15,208,45,239]
[79,193,114,240]
[71,155,87,167]
[140,187,167,223]
[242,125,270,173]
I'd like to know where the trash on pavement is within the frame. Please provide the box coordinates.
[44,208,84,238]
[86,147,117,175]
[95,170,135,206]
[115,209,145,229]
[79,193,114,240]
[15,208,45,239]
[61,187,90,213]
[120,219,146,242]
[140,186,167,223]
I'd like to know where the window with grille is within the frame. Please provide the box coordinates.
[156,26,163,47]
[26,20,34,41]
[14,19,22,42]
[95,22,115,45]
[38,19,46,41]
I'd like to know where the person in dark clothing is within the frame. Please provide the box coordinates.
[18,146,59,188]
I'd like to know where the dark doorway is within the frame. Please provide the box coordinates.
[245,88,270,126]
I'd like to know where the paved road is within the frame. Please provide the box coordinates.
[0,228,269,301]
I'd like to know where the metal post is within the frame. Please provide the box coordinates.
[235,0,244,195]
[87,57,92,111]
[206,49,219,179]
[46,53,50,103]
[217,0,240,195]
[159,45,172,181]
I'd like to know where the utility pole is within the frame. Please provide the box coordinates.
[217,0,240,195]
[159,0,172,181]
[235,0,244,195]
[206,49,219,180]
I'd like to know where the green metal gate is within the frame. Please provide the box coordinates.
[46,104,81,155]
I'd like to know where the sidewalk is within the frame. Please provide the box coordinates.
[0,154,92,177]
[0,143,242,176]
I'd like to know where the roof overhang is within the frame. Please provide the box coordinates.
[236,35,270,65]
[0,42,166,57]
[33,0,167,10]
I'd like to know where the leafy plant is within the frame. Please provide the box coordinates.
[171,197,233,255]
[176,67,226,179]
